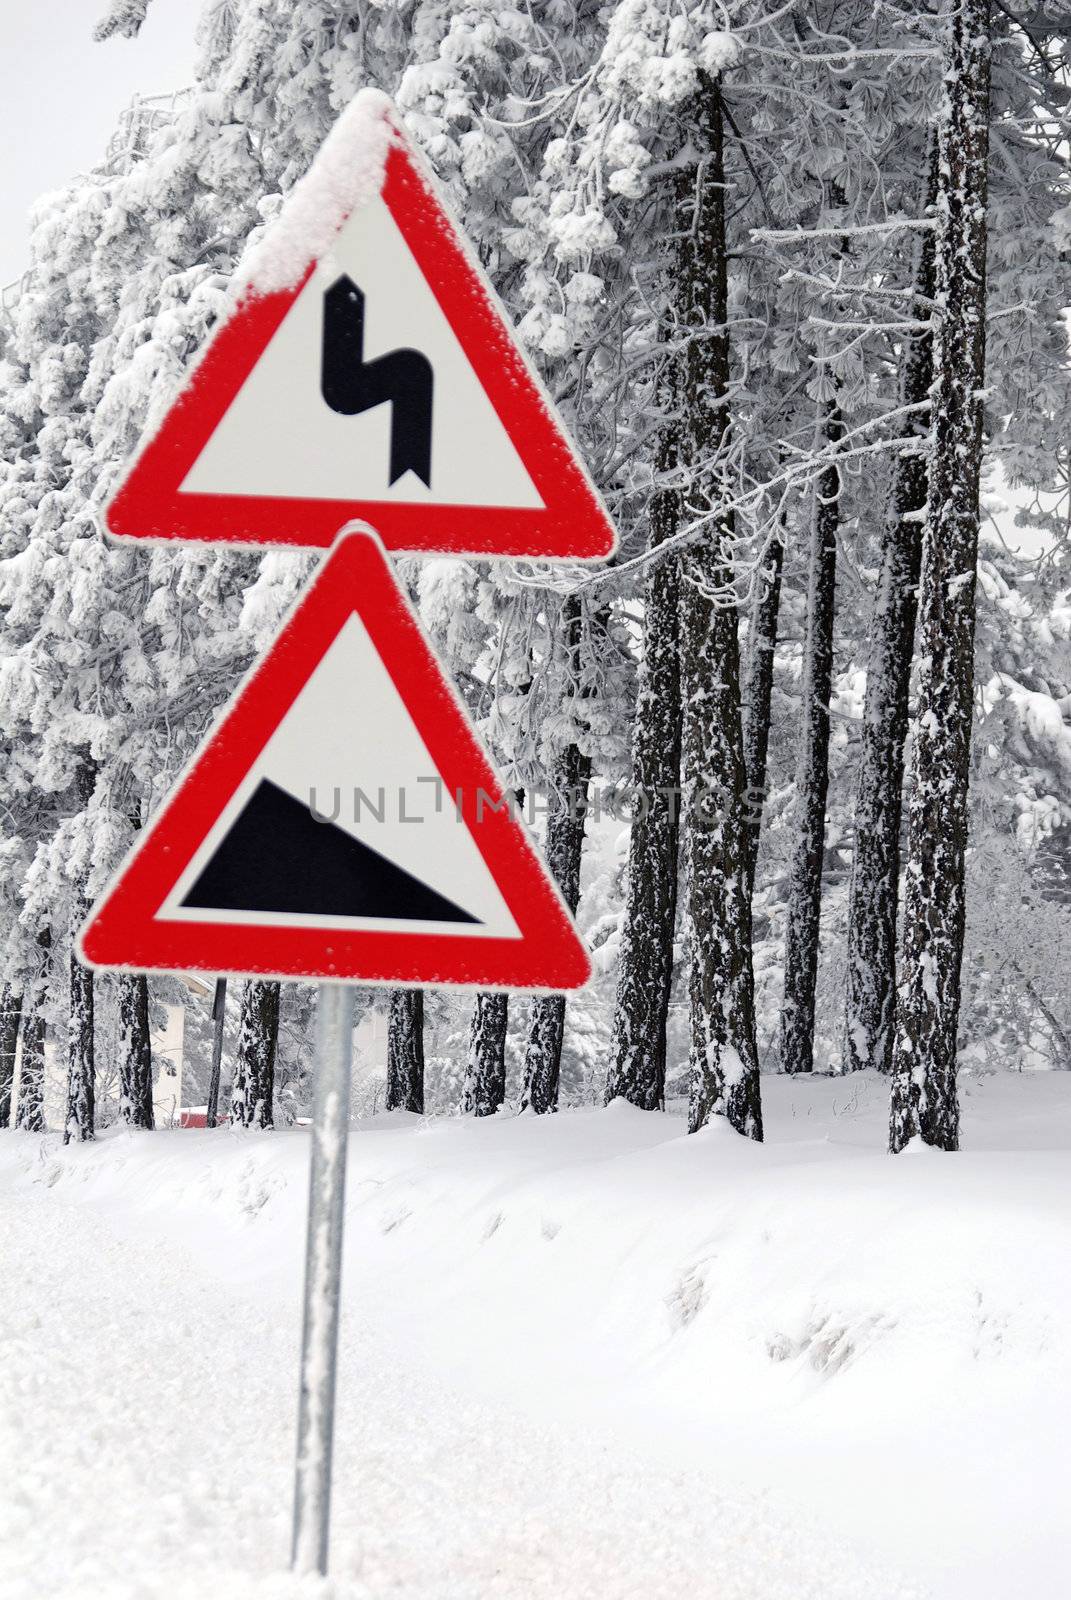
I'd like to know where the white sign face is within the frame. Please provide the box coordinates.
[181,195,544,512]
[161,612,521,939]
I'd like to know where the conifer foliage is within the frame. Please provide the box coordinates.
[0,0,1067,1139]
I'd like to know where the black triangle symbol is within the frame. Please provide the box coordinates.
[181,777,480,924]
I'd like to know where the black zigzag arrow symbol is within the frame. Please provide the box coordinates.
[320,274,434,489]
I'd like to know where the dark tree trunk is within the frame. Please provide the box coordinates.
[118,972,155,1128]
[742,521,785,896]
[387,989,424,1112]
[462,991,508,1115]
[843,167,937,1076]
[233,979,279,1128]
[15,929,51,1133]
[65,950,95,1143]
[65,761,98,1142]
[0,986,21,1128]
[890,0,991,1152]
[463,785,523,1117]
[677,77,762,1139]
[521,609,592,1115]
[605,397,682,1112]
[205,977,227,1127]
[16,1004,46,1132]
[780,407,841,1075]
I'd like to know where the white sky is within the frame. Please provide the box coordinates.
[0,0,200,284]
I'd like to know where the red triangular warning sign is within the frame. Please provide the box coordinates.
[79,529,591,991]
[104,91,616,563]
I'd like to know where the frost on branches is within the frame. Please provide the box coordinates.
[0,0,1068,1140]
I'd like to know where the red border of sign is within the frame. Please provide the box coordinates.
[79,530,591,991]
[105,116,616,561]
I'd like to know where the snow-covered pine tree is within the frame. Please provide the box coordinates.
[605,298,684,1114]
[676,73,762,1138]
[889,0,993,1152]
[544,4,773,1127]
[781,402,841,1075]
[843,160,936,1077]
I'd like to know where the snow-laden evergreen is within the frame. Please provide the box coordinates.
[0,0,1067,1143]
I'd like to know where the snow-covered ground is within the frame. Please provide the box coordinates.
[2,1069,1068,1599]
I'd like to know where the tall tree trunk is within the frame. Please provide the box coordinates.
[232,979,279,1128]
[205,977,227,1127]
[519,737,592,1113]
[521,602,592,1114]
[843,168,937,1075]
[678,77,763,1140]
[463,786,523,1117]
[65,762,98,1143]
[742,521,786,896]
[462,991,508,1115]
[387,989,424,1112]
[605,415,682,1111]
[15,929,51,1133]
[65,949,95,1143]
[118,972,155,1128]
[0,986,21,1128]
[780,407,842,1075]
[890,0,991,1152]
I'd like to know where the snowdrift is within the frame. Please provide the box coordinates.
[2,1068,1068,1599]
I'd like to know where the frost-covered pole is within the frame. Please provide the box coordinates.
[890,0,992,1151]
[292,982,355,1575]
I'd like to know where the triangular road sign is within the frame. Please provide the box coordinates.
[79,528,591,991]
[104,90,616,562]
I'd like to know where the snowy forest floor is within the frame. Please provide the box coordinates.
[2,1070,1069,1600]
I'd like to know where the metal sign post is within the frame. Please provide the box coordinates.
[80,85,610,1586]
[291,983,356,1575]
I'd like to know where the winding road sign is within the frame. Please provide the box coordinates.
[104,91,616,562]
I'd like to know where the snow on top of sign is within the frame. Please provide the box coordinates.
[241,89,396,296]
